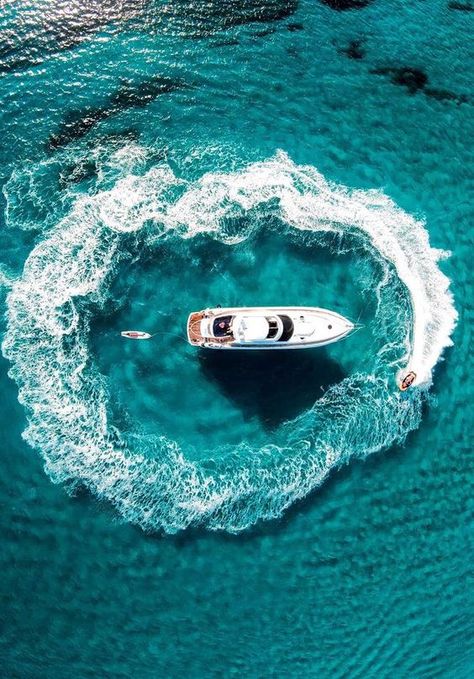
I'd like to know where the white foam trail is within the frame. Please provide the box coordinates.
[1,152,457,532]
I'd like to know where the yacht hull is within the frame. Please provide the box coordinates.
[187,306,355,350]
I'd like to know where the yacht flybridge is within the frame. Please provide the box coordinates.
[187,307,355,350]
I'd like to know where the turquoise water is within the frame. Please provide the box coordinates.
[0,1,472,676]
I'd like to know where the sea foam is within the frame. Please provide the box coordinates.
[1,151,457,532]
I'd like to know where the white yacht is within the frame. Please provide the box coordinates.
[187,306,355,350]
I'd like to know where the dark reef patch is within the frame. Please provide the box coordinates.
[448,1,474,11]
[287,22,304,31]
[425,88,469,105]
[49,108,109,150]
[48,77,187,149]
[392,67,428,94]
[371,66,428,94]
[320,0,372,10]
[371,66,469,105]
[340,39,366,60]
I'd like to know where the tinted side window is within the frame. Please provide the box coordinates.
[278,315,294,341]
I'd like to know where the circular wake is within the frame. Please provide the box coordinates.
[1,151,457,532]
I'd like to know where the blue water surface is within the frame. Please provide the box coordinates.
[0,1,472,677]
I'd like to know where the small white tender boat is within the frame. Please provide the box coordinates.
[187,306,355,350]
[121,330,153,340]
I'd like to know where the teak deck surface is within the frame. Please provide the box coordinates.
[188,311,205,343]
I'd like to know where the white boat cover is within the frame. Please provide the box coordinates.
[235,315,269,341]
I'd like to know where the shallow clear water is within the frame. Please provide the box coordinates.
[0,1,472,677]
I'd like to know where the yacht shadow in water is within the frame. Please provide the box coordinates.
[198,349,346,430]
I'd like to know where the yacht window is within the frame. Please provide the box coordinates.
[278,315,294,341]
[266,317,279,339]
[213,316,233,337]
